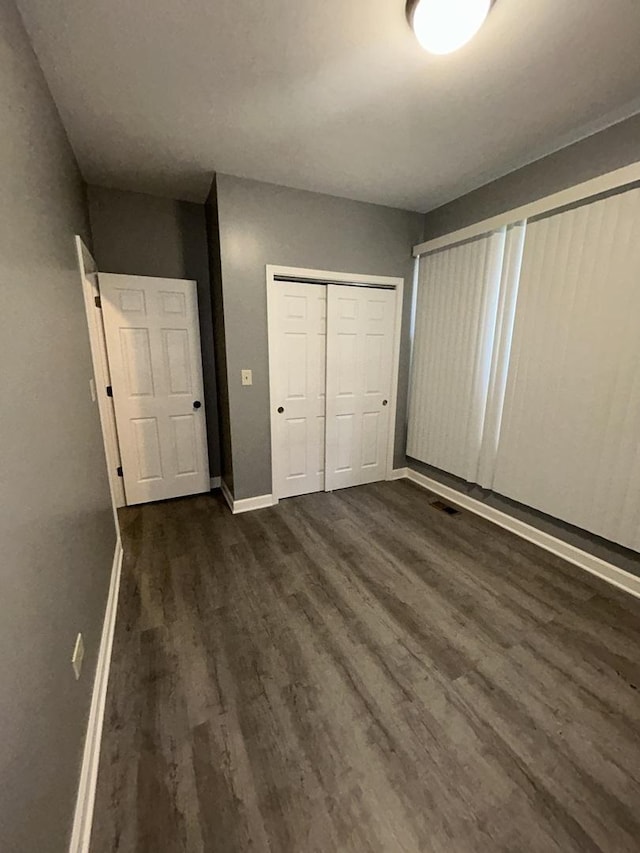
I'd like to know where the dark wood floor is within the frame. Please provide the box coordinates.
[90,481,640,853]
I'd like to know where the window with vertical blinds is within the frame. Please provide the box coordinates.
[493,188,640,552]
[408,184,640,553]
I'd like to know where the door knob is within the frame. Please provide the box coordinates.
[193,400,202,409]
[382,399,388,406]
[277,406,284,414]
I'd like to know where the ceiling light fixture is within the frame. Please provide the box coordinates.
[406,0,492,55]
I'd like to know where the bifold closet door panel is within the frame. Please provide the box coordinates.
[325,285,396,491]
[270,281,327,499]
[494,188,640,552]
[407,229,507,482]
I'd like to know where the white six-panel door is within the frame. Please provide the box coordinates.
[325,285,396,491]
[271,282,327,498]
[100,274,210,505]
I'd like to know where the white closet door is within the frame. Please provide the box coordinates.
[270,282,327,499]
[494,188,640,551]
[407,229,507,481]
[100,273,210,505]
[325,285,396,491]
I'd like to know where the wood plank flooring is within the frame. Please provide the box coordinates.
[90,481,640,853]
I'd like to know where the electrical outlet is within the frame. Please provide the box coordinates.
[89,378,96,402]
[72,633,85,680]
[241,369,253,386]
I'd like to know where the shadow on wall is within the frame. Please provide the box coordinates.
[86,185,221,477]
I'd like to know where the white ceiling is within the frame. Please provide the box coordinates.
[16,0,640,211]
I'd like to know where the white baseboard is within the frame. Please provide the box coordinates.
[219,479,277,514]
[389,467,409,480]
[233,493,277,513]
[69,536,124,853]
[404,468,640,600]
[209,476,221,489]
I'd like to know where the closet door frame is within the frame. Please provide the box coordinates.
[266,265,404,500]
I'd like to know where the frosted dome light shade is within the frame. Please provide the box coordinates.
[410,0,491,55]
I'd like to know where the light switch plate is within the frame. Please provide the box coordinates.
[241,369,253,386]
[72,633,84,680]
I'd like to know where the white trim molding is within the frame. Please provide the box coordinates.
[69,537,124,853]
[389,467,409,480]
[75,236,126,514]
[233,493,278,514]
[266,264,403,289]
[220,479,277,514]
[403,468,640,600]
[413,160,640,256]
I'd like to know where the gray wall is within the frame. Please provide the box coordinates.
[86,185,221,477]
[423,113,640,239]
[215,173,423,501]
[0,4,116,851]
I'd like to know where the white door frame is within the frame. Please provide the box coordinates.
[266,264,404,500]
[75,236,126,524]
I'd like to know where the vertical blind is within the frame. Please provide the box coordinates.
[493,189,640,552]
[476,223,526,489]
[406,229,507,481]
[408,186,640,552]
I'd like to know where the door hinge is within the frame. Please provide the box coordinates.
[116,466,123,478]
[106,385,113,397]
[94,295,102,308]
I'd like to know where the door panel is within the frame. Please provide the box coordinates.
[171,414,199,475]
[325,286,396,490]
[162,329,192,394]
[361,411,380,467]
[100,274,209,505]
[120,328,154,396]
[271,282,327,499]
[132,417,162,481]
